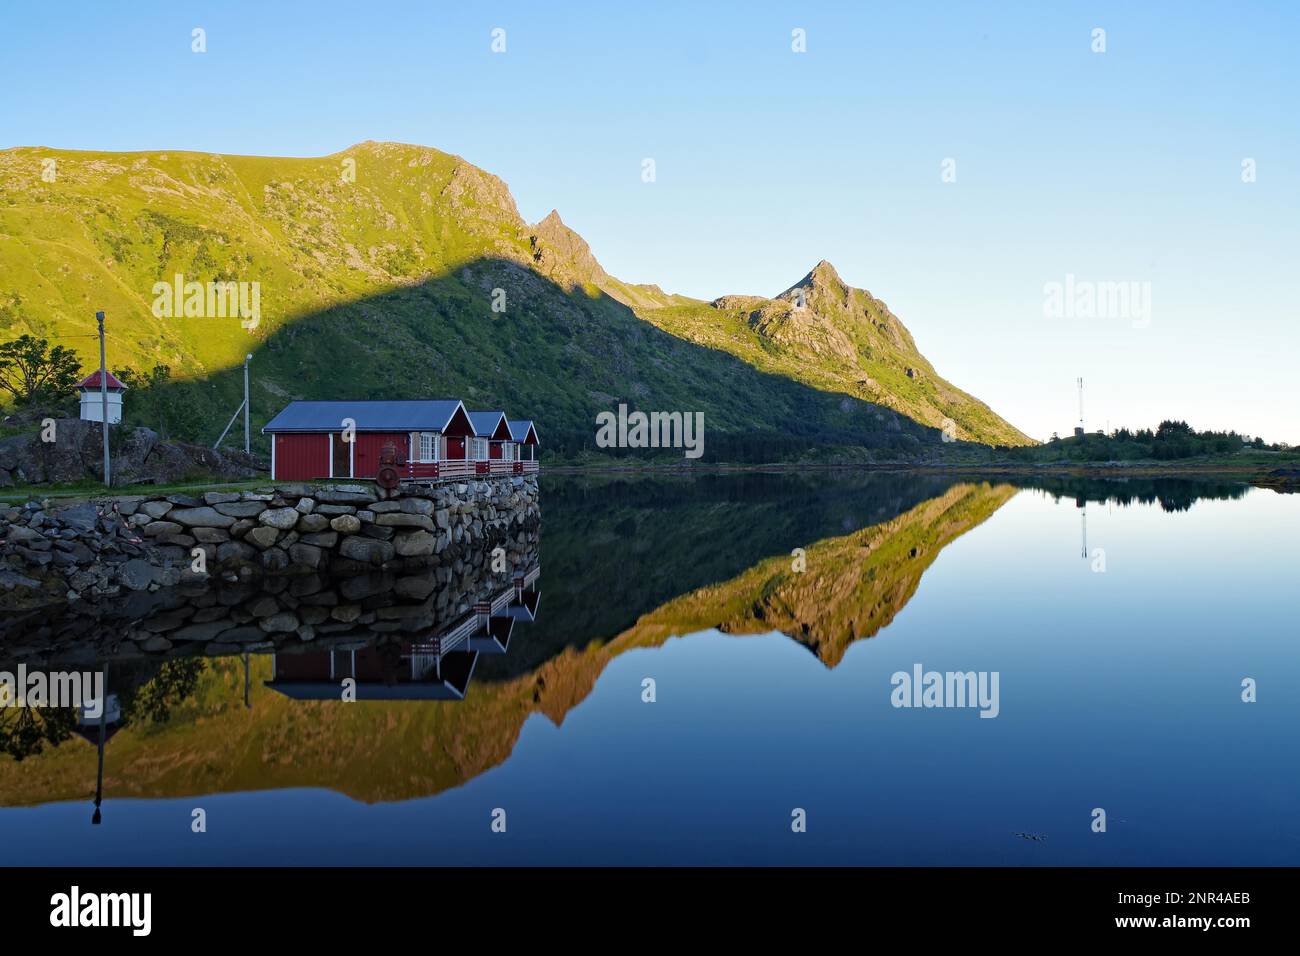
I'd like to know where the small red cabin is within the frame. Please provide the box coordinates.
[508,419,540,461]
[262,399,539,481]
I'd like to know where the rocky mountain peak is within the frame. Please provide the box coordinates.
[530,209,609,288]
[776,259,850,304]
[810,259,842,283]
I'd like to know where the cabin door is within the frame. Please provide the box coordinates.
[332,433,351,478]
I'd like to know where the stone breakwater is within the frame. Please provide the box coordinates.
[1,543,539,663]
[0,476,539,605]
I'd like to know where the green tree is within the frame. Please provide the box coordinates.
[0,705,78,762]
[118,659,205,726]
[116,363,171,392]
[0,334,83,407]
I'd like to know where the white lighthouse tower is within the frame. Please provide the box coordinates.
[75,370,128,424]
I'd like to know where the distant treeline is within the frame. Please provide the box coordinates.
[999,420,1284,463]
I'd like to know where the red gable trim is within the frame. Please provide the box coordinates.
[75,370,128,390]
[443,404,475,438]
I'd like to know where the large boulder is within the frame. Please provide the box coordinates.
[329,514,361,534]
[374,513,434,530]
[141,520,183,537]
[168,506,237,529]
[54,503,100,533]
[213,500,267,517]
[288,542,323,568]
[119,558,156,591]
[338,536,394,565]
[393,530,436,557]
[258,507,300,530]
[296,513,330,533]
[244,526,281,549]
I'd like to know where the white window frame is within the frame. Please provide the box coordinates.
[417,432,443,462]
[469,437,489,461]
[502,442,517,461]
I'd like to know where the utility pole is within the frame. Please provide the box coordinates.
[243,353,252,454]
[93,663,106,825]
[97,311,110,486]
[1077,376,1084,431]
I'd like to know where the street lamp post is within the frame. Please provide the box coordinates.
[96,311,110,486]
[243,353,252,454]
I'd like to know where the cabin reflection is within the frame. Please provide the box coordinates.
[265,566,540,701]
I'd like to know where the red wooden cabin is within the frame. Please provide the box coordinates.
[466,410,517,475]
[263,400,539,481]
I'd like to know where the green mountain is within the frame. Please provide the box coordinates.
[0,141,1030,456]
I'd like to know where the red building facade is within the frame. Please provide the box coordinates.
[263,400,539,482]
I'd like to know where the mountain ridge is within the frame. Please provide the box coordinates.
[0,140,1031,451]
[528,214,1027,445]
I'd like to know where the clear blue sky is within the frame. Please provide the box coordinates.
[2,1,1296,442]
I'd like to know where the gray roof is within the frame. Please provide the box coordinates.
[467,411,509,439]
[263,400,467,434]
[508,419,539,444]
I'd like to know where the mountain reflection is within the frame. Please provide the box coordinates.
[0,472,1252,807]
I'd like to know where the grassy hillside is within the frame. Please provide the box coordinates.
[0,141,1029,457]
[644,262,1029,445]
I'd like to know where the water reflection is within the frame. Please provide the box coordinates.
[0,472,1257,818]
[1011,474,1250,512]
[265,567,540,701]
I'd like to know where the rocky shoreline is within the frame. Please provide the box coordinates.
[0,476,540,606]
[0,417,263,488]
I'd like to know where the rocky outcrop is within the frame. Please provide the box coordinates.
[0,418,264,487]
[0,476,540,605]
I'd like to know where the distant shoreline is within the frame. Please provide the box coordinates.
[4,458,1297,505]
[545,459,1300,490]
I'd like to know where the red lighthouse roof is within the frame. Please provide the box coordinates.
[75,370,128,391]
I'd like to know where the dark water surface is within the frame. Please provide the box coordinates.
[2,472,1296,865]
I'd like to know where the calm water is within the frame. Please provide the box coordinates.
[2,472,1297,865]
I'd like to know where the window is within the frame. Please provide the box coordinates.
[502,442,517,461]
[469,437,489,460]
[418,432,442,462]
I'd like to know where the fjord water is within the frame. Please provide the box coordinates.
[1,473,1296,865]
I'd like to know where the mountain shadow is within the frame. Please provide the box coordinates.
[2,141,1027,456]
[129,255,963,463]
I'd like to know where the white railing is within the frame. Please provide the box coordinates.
[404,459,538,482]
[406,566,540,658]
